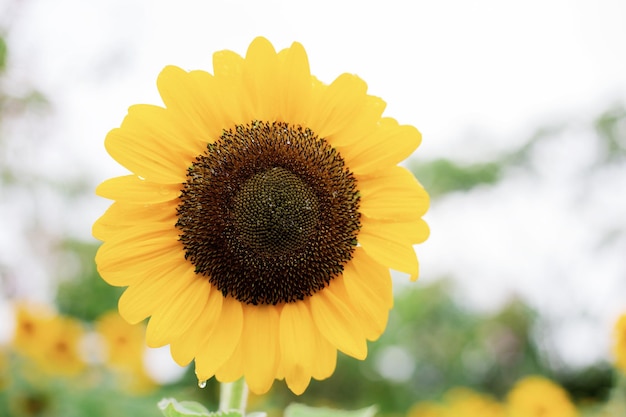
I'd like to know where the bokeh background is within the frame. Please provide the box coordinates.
[1,0,626,416]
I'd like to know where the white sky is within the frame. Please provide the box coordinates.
[2,0,626,371]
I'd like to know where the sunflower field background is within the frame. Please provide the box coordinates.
[1,1,626,417]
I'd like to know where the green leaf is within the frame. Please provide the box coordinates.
[284,403,377,417]
[158,398,211,417]
[158,398,243,417]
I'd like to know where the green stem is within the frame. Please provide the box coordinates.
[219,378,248,414]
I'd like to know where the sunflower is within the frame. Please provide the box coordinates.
[443,387,504,417]
[12,303,55,359]
[96,310,156,393]
[506,376,578,417]
[13,305,86,378]
[408,388,504,417]
[94,37,429,395]
[96,310,146,368]
[37,315,86,377]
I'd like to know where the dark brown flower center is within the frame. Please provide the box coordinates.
[176,121,360,305]
[232,167,319,257]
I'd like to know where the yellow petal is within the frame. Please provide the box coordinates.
[95,224,182,287]
[120,103,204,152]
[157,66,228,142]
[213,49,244,78]
[311,326,337,380]
[277,41,312,124]
[215,341,244,383]
[92,201,175,242]
[342,248,392,340]
[306,73,368,139]
[96,175,181,204]
[118,259,195,325]
[212,48,248,126]
[358,166,430,221]
[105,105,201,184]
[275,356,285,381]
[145,275,210,347]
[341,118,422,176]
[309,288,367,360]
[280,302,316,394]
[322,277,383,342]
[285,366,311,396]
[241,304,280,394]
[194,296,244,381]
[189,70,239,135]
[170,286,223,366]
[327,95,386,148]
[243,37,279,122]
[358,218,429,281]
[345,248,393,309]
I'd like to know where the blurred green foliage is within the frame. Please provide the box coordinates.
[0,353,190,417]
[0,35,7,73]
[595,105,626,163]
[55,240,123,322]
[411,159,501,198]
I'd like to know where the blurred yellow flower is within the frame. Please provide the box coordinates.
[506,375,578,417]
[12,303,55,359]
[96,310,156,394]
[12,303,86,377]
[8,391,53,417]
[444,387,504,417]
[408,388,504,417]
[94,36,429,394]
[122,367,157,394]
[37,315,86,377]
[612,313,626,374]
[96,310,146,367]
